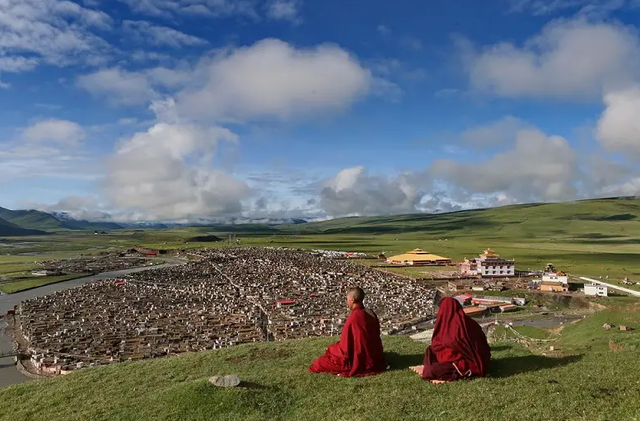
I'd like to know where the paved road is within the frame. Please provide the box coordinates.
[0,259,184,389]
[576,276,640,298]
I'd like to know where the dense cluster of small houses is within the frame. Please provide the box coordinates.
[17,247,437,375]
[31,255,154,276]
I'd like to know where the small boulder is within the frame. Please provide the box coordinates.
[603,323,612,331]
[209,374,241,387]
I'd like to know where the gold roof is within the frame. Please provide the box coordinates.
[388,248,450,262]
[481,248,499,258]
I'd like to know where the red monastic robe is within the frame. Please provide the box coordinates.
[309,304,387,377]
[422,297,491,381]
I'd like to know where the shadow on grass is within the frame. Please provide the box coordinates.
[385,349,582,377]
[384,352,424,371]
[490,354,583,378]
[239,381,269,390]
[488,345,511,352]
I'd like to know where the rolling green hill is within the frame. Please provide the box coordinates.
[281,198,640,239]
[59,219,124,231]
[183,198,640,241]
[0,216,48,236]
[0,207,123,232]
[0,207,61,230]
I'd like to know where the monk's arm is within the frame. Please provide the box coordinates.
[336,315,355,358]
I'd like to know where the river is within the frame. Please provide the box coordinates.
[0,260,183,389]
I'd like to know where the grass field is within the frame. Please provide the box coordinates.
[0,255,70,276]
[1,300,640,421]
[513,325,553,340]
[0,274,86,294]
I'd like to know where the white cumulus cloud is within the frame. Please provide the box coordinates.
[430,128,579,202]
[177,38,373,120]
[319,166,425,217]
[596,86,640,156]
[464,18,640,100]
[76,39,377,119]
[22,119,87,145]
[77,68,158,106]
[102,107,251,221]
[460,116,530,147]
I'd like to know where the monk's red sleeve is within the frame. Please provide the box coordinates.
[336,314,355,359]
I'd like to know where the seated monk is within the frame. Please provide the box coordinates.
[410,297,491,384]
[309,287,387,377]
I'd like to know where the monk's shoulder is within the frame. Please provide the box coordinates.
[364,309,378,320]
[351,308,378,322]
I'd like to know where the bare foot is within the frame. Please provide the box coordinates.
[409,365,424,375]
[429,380,447,385]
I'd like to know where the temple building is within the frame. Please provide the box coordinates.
[386,248,451,266]
[459,248,515,278]
[542,263,569,285]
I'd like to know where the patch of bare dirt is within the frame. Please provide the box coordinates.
[609,340,625,352]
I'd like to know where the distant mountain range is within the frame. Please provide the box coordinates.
[116,217,309,229]
[48,211,124,230]
[0,205,311,237]
[0,207,124,236]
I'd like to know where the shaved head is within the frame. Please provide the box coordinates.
[347,287,365,304]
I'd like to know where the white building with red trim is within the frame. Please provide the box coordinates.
[458,248,515,278]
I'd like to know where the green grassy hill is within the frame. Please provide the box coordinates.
[190,198,640,244]
[59,219,124,231]
[2,297,640,421]
[0,207,62,230]
[283,198,640,239]
[0,216,48,236]
[0,207,123,232]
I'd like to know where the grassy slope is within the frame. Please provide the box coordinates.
[0,207,124,232]
[0,216,48,237]
[285,198,640,237]
[558,297,640,353]
[513,326,552,340]
[1,332,640,421]
[0,274,86,294]
[0,207,62,230]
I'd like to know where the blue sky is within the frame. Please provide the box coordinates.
[2,0,640,222]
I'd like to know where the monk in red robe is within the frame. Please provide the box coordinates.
[309,287,387,377]
[410,297,491,384]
